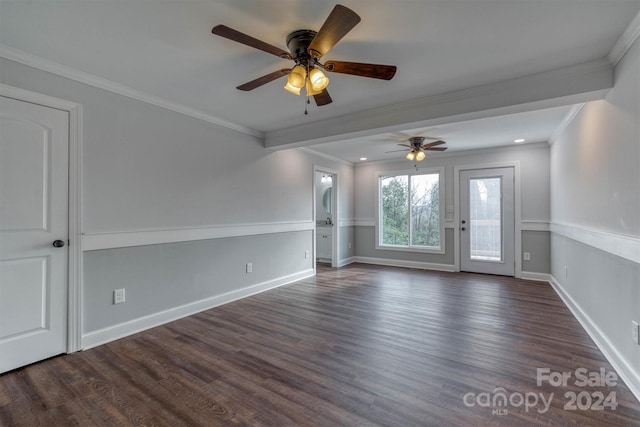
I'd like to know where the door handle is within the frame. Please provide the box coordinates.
[461,227,466,231]
[52,240,65,248]
[461,220,466,224]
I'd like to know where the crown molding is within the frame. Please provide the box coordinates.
[608,10,640,66]
[0,44,263,139]
[548,103,585,145]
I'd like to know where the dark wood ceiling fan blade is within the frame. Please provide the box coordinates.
[236,69,291,91]
[307,5,361,58]
[424,147,447,151]
[212,25,292,59]
[385,149,410,153]
[423,140,446,148]
[324,61,396,80]
[313,89,333,106]
[397,143,412,148]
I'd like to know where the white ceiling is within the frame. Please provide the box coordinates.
[1,0,638,161]
[307,105,575,163]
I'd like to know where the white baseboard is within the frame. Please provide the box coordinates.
[81,268,314,350]
[337,256,356,267]
[352,256,455,272]
[549,275,640,403]
[520,271,551,282]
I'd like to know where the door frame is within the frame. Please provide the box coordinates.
[313,165,339,270]
[454,161,522,278]
[1,84,83,353]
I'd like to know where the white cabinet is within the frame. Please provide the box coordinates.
[316,227,333,262]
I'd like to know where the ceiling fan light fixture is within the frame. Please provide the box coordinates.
[309,68,330,91]
[284,80,302,95]
[305,80,322,96]
[287,65,307,89]
[406,150,416,161]
[416,149,426,161]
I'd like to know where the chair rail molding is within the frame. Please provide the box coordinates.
[83,221,315,251]
[550,222,640,264]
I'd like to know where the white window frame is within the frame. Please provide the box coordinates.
[375,167,445,254]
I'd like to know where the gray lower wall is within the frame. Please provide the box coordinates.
[551,233,640,374]
[83,230,312,334]
[355,227,550,274]
[339,225,355,261]
[355,227,455,266]
[522,230,551,274]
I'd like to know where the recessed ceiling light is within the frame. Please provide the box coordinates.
[514,138,526,143]
[359,157,367,161]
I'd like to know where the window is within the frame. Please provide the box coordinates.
[377,168,444,253]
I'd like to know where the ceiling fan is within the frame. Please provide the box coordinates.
[211,4,396,111]
[387,136,448,162]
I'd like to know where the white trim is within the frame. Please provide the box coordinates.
[355,218,376,227]
[0,84,84,353]
[444,220,455,229]
[454,161,522,277]
[338,219,355,227]
[82,268,314,350]
[549,275,640,403]
[521,221,549,232]
[82,221,314,251]
[608,10,640,67]
[353,256,455,272]
[337,256,356,267]
[549,103,585,145]
[0,44,262,139]
[375,166,446,255]
[520,271,551,282]
[313,166,339,269]
[550,222,640,264]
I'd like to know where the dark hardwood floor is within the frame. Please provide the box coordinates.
[1,264,639,426]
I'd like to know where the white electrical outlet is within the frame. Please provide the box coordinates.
[246,262,253,273]
[305,250,309,259]
[564,266,568,279]
[523,252,531,261]
[348,242,352,249]
[113,288,125,304]
[633,321,639,345]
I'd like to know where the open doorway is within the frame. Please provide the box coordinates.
[314,168,338,268]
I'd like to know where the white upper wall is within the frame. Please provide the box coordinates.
[550,38,640,236]
[0,58,353,234]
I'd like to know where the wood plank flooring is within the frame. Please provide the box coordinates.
[1,264,639,426]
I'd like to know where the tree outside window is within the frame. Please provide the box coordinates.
[379,170,442,251]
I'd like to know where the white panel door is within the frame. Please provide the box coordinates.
[0,95,69,373]
[460,167,515,276]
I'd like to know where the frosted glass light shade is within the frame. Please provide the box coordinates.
[305,80,322,96]
[284,80,301,95]
[288,65,307,88]
[309,68,329,91]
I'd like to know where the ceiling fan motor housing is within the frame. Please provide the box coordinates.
[286,30,317,62]
[409,136,426,148]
